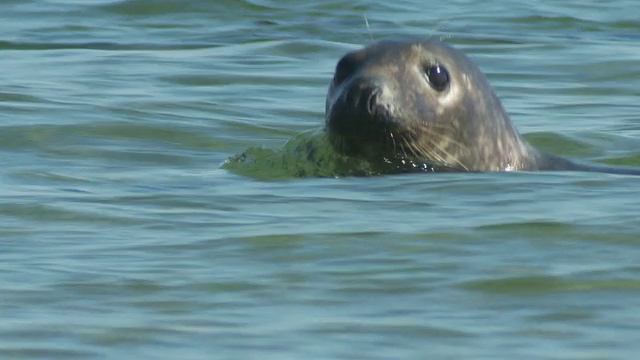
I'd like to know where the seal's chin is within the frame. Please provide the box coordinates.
[326,121,382,150]
[325,111,398,159]
[326,128,442,173]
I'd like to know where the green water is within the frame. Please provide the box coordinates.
[1,1,640,359]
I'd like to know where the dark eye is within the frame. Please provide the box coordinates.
[333,53,359,85]
[425,64,450,91]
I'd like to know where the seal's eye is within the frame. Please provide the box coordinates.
[334,53,359,85]
[425,64,450,91]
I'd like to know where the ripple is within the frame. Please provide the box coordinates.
[462,275,640,295]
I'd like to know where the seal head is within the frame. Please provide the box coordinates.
[325,38,549,172]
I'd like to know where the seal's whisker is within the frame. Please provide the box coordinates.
[363,14,374,42]
[398,135,414,156]
[399,134,421,157]
[398,141,409,159]
[425,136,469,171]
[408,133,459,168]
[432,133,466,152]
[401,136,421,159]
[418,142,448,166]
[414,124,467,149]
[401,135,445,165]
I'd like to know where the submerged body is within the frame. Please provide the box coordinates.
[324,38,639,175]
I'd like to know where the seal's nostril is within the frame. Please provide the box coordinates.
[343,84,380,114]
[365,87,380,115]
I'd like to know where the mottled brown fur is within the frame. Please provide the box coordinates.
[325,39,602,173]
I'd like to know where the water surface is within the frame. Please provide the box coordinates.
[1,0,640,359]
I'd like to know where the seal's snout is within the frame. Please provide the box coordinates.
[343,82,381,116]
[327,79,393,140]
[325,78,398,159]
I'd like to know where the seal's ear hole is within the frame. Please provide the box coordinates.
[334,53,359,85]
[424,64,450,91]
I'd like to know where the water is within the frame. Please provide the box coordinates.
[1,0,640,358]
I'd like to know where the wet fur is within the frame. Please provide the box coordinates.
[325,38,640,175]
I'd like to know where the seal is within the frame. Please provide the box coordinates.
[324,38,640,175]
